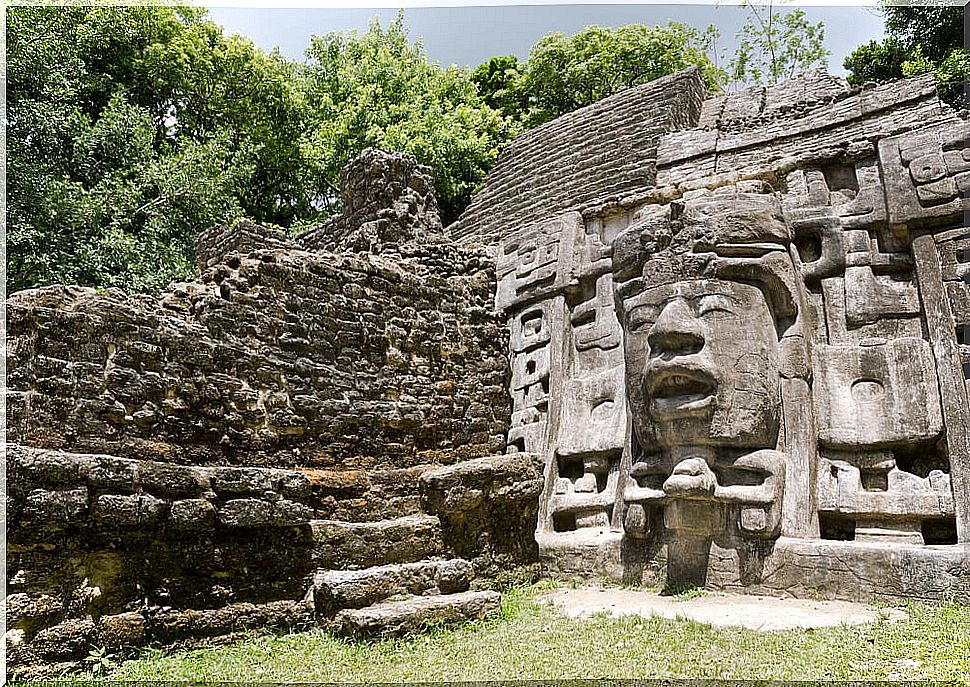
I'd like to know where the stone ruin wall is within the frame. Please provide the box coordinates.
[459,69,970,602]
[11,65,970,678]
[450,69,706,244]
[4,150,543,678]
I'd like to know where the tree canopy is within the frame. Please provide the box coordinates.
[6,8,512,292]
[484,23,724,127]
[7,7,838,295]
[844,2,969,108]
[728,1,829,86]
[299,15,517,225]
[7,5,307,293]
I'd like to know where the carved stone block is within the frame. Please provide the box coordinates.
[879,122,970,227]
[813,338,943,448]
[495,213,583,310]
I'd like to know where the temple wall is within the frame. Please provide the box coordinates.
[488,70,970,597]
[448,68,707,244]
[7,218,508,475]
[4,149,539,679]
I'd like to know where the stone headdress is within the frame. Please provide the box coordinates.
[612,187,801,337]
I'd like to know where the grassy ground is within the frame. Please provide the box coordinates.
[101,583,970,681]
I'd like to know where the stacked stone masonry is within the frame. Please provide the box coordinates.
[449,68,706,244]
[5,148,540,679]
[11,69,970,677]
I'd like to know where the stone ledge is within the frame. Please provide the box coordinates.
[314,558,475,615]
[335,589,501,639]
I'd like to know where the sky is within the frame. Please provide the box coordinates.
[204,3,887,74]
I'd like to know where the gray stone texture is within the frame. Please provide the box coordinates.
[297,147,444,252]
[449,68,706,244]
[11,68,970,677]
[493,70,970,600]
[5,148,524,679]
[335,589,501,639]
[314,558,475,615]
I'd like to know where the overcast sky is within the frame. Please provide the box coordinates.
[205,3,886,74]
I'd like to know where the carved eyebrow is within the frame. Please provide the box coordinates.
[624,303,660,329]
[696,294,738,311]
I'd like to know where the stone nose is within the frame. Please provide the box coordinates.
[647,298,704,356]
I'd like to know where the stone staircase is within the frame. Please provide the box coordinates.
[299,453,546,639]
[307,520,501,638]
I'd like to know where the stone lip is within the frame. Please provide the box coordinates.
[541,587,907,631]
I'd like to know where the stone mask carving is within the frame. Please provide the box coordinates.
[614,191,795,455]
[619,278,781,450]
[612,189,797,546]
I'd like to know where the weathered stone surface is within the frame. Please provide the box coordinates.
[22,487,88,524]
[298,147,444,252]
[314,558,475,615]
[495,71,970,600]
[92,493,168,527]
[98,611,146,646]
[421,454,543,575]
[5,145,517,680]
[335,589,501,639]
[706,538,970,602]
[217,498,313,527]
[450,69,706,244]
[169,498,217,530]
[7,225,509,471]
[149,599,314,642]
[311,515,444,569]
[11,67,970,678]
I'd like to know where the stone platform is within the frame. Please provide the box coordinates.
[542,587,908,631]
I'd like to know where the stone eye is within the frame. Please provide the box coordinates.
[626,306,657,332]
[697,295,735,317]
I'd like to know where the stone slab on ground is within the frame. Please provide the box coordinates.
[336,589,501,638]
[541,587,907,631]
[314,558,475,614]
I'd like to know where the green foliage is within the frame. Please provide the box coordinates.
[844,1,969,109]
[884,1,963,62]
[108,589,970,681]
[843,38,910,85]
[300,14,518,225]
[729,1,829,86]
[84,645,118,676]
[511,22,723,127]
[6,5,307,293]
[471,55,528,120]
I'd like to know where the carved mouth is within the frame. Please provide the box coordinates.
[646,367,716,417]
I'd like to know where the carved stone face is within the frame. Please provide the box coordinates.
[621,278,781,450]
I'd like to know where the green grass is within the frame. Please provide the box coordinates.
[102,585,970,682]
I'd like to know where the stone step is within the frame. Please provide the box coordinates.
[310,514,444,569]
[313,558,475,615]
[335,589,501,639]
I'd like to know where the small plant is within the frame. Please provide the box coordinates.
[84,645,118,676]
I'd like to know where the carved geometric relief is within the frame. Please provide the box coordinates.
[511,307,551,353]
[557,366,625,459]
[813,338,943,448]
[817,453,954,544]
[506,297,557,456]
[843,266,921,327]
[511,345,550,391]
[879,122,970,227]
[496,213,583,310]
[567,272,621,353]
[785,160,887,232]
[548,451,620,531]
